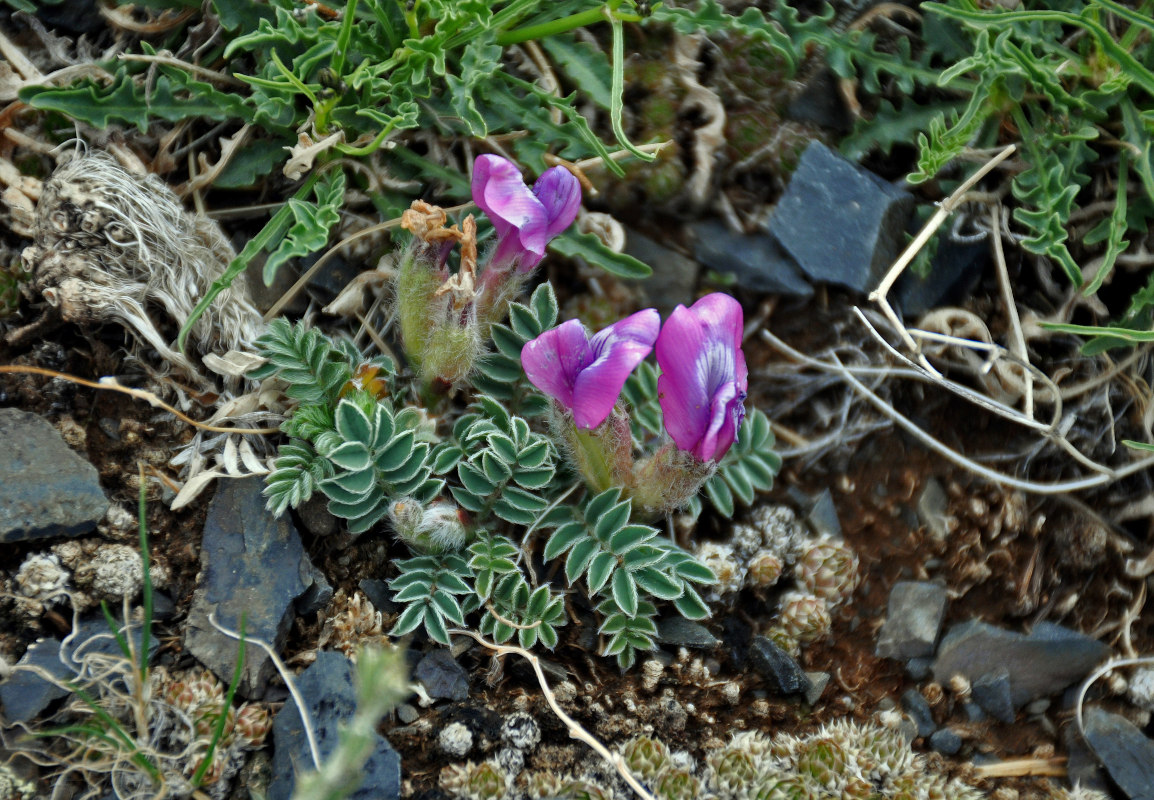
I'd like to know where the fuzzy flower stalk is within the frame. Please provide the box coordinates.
[394,156,580,389]
[523,294,747,517]
[522,309,660,493]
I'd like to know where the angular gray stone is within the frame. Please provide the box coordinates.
[656,618,721,650]
[184,477,326,698]
[876,581,947,660]
[804,671,830,706]
[0,408,108,543]
[689,220,813,297]
[415,650,469,702]
[767,141,915,293]
[931,620,1109,708]
[971,669,1015,724]
[268,651,401,800]
[1,617,157,723]
[749,636,811,696]
[1083,707,1154,800]
[804,489,842,540]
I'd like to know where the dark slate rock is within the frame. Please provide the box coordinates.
[1065,722,1112,795]
[1,617,158,724]
[624,230,700,319]
[749,636,811,696]
[962,702,987,723]
[301,252,360,299]
[971,669,1015,724]
[876,581,947,660]
[690,220,813,297]
[358,579,397,616]
[415,650,469,702]
[0,637,70,723]
[268,651,401,800]
[932,620,1110,708]
[184,477,325,698]
[895,238,987,317]
[786,70,852,132]
[901,688,937,739]
[929,728,963,756]
[296,562,334,617]
[766,141,915,294]
[905,657,933,681]
[1083,707,1154,800]
[0,408,108,543]
[656,618,721,650]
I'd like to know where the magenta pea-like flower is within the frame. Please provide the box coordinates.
[472,154,582,274]
[656,294,748,463]
[522,309,661,430]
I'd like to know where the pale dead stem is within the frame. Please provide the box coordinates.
[0,365,278,435]
[761,141,1154,494]
[449,629,659,800]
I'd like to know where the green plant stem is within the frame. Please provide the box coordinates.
[495,3,642,46]
[331,0,359,77]
[191,616,245,788]
[178,169,324,352]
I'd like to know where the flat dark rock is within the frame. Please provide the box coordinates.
[1083,707,1154,800]
[766,141,914,294]
[184,477,326,697]
[1,617,157,724]
[415,649,470,702]
[656,618,721,650]
[749,636,811,696]
[268,651,401,800]
[0,408,108,543]
[932,620,1109,707]
[689,220,813,297]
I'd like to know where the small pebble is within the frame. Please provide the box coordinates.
[929,728,963,756]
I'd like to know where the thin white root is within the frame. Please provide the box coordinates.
[449,629,658,800]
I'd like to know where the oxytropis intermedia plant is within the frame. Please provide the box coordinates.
[252,155,780,668]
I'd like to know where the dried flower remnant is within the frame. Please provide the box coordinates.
[19,151,263,385]
[656,293,748,463]
[522,309,659,430]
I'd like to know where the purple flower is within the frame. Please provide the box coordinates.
[656,294,748,463]
[522,309,660,430]
[472,155,582,273]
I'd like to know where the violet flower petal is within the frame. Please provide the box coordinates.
[522,309,659,430]
[472,155,545,244]
[656,294,748,462]
[533,166,583,239]
[521,319,591,412]
[571,308,660,429]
